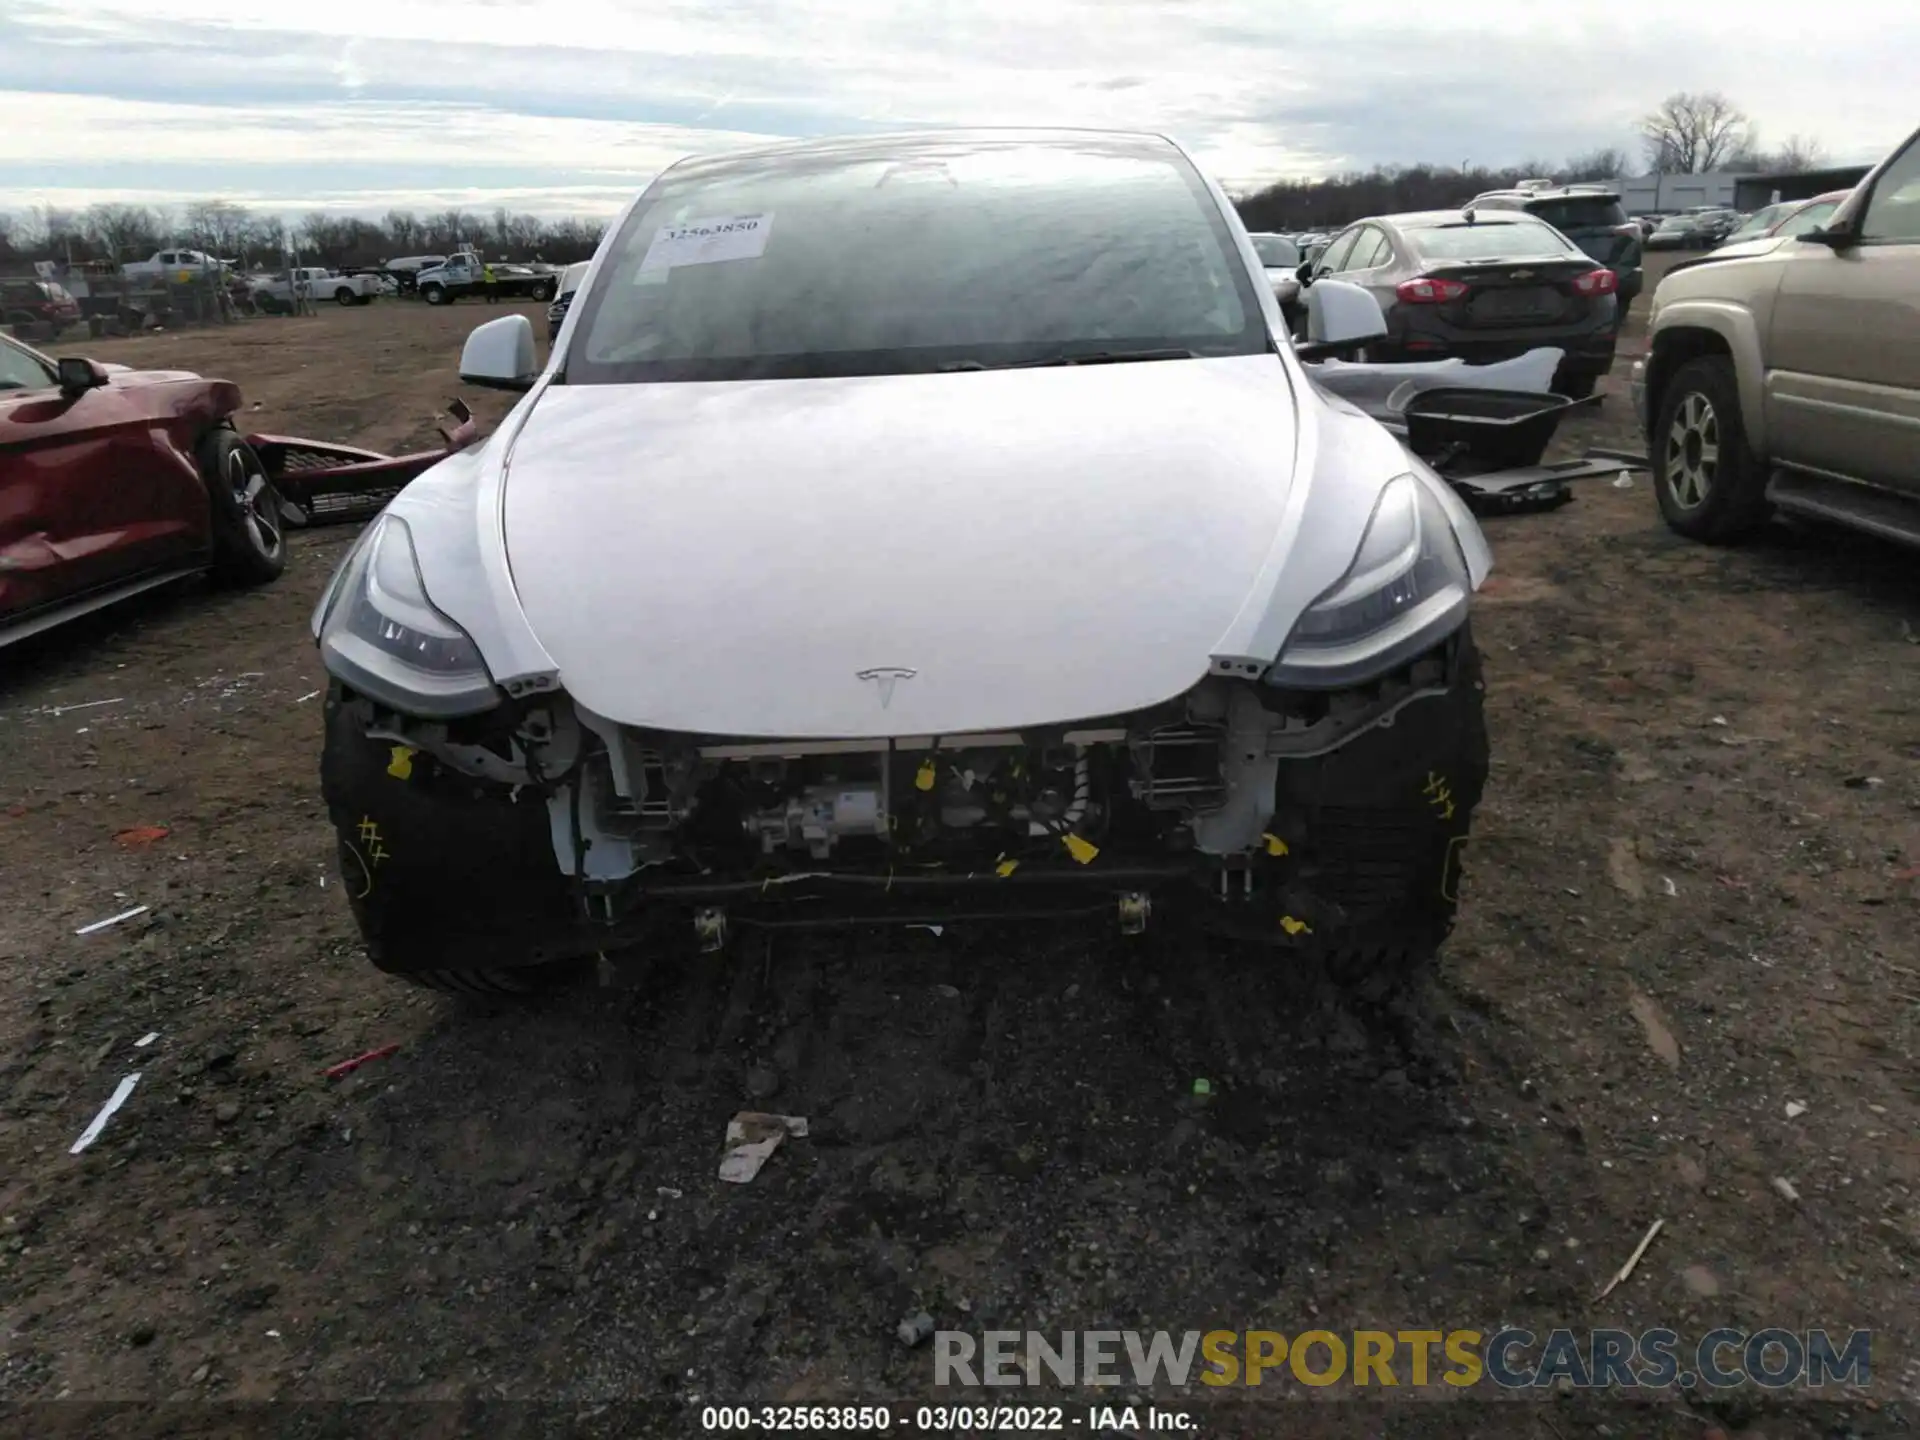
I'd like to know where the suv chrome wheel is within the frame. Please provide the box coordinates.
[1665,392,1719,509]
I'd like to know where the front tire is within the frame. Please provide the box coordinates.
[196,429,287,586]
[421,284,447,306]
[530,280,556,302]
[1653,354,1769,543]
[196,428,286,587]
[334,287,356,306]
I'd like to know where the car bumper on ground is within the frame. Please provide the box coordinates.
[321,631,1491,972]
[1390,329,1619,378]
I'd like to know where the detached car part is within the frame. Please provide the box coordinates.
[247,399,478,526]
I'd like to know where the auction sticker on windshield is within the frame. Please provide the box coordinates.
[638,214,773,273]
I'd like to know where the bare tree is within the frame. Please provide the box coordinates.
[1564,146,1630,181]
[382,209,421,254]
[425,209,473,252]
[1770,134,1828,174]
[0,200,609,269]
[251,215,288,263]
[181,200,254,258]
[1639,92,1753,173]
[83,203,166,262]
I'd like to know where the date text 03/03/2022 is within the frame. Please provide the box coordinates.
[699,1405,1193,1431]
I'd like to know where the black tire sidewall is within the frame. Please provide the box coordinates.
[1652,355,1766,542]
[197,429,288,586]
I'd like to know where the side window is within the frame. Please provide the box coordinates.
[1860,139,1920,242]
[1349,229,1392,270]
[0,342,56,392]
[1316,229,1360,274]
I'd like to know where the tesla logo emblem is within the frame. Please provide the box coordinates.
[856,666,918,708]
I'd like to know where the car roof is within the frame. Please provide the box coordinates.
[660,127,1183,182]
[1472,183,1621,203]
[1365,208,1556,230]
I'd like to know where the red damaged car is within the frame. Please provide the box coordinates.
[0,332,287,648]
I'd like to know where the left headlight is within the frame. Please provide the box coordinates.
[316,514,501,717]
[1265,474,1471,689]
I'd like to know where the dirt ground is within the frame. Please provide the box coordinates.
[1,270,1915,1438]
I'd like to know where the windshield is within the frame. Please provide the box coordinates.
[1404,221,1576,261]
[1524,196,1625,232]
[1251,234,1300,268]
[567,136,1267,382]
[1779,200,1839,236]
[1727,204,1788,240]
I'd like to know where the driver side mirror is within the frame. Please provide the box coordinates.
[56,357,110,398]
[1796,225,1854,249]
[458,314,537,392]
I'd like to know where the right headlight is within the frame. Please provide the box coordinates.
[317,514,500,717]
[1265,474,1471,689]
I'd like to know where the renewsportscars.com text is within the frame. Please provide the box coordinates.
[934,1327,1871,1390]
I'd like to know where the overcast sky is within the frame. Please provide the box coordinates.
[1,0,1913,221]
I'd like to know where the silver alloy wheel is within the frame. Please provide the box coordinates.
[1665,390,1719,509]
[227,446,284,561]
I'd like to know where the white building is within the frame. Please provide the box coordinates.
[1616,172,1753,213]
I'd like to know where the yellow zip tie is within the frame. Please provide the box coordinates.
[995,856,1019,878]
[386,745,415,780]
[914,758,937,792]
[1262,832,1289,856]
[1062,834,1099,865]
[1280,915,1312,937]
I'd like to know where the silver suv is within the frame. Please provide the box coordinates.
[1632,126,1920,546]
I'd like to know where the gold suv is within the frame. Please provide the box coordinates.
[1632,126,1920,545]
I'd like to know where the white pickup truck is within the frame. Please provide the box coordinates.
[251,267,384,311]
[121,249,231,283]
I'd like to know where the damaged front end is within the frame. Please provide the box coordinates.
[320,629,1487,974]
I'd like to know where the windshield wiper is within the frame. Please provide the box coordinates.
[940,348,1198,373]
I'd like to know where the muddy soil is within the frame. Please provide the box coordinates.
[0,277,1913,1437]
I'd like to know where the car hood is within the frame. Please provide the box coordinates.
[105,365,203,384]
[1661,236,1791,281]
[502,356,1305,737]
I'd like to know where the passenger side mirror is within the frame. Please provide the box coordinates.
[458,314,537,392]
[56,357,110,398]
[1304,280,1388,345]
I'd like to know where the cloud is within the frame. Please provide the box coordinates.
[0,0,1913,217]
